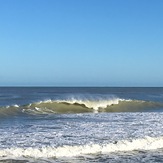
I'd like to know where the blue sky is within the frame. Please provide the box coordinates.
[0,0,163,86]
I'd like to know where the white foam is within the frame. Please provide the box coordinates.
[56,98,126,111]
[13,104,19,108]
[42,99,52,103]
[1,136,163,158]
[37,100,50,104]
[34,107,40,111]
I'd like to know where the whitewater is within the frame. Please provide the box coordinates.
[1,87,163,162]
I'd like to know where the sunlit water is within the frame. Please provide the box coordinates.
[0,87,163,162]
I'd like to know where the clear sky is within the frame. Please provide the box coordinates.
[0,0,163,86]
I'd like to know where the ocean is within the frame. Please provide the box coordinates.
[0,87,163,163]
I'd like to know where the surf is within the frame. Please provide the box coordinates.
[0,136,163,159]
[0,95,163,116]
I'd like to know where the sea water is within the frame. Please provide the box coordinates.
[0,87,163,162]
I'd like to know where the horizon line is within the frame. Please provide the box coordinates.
[0,85,163,88]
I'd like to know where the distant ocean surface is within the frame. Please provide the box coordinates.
[1,87,163,163]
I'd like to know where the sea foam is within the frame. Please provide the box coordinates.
[0,136,163,158]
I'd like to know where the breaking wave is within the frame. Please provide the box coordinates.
[0,136,163,158]
[0,96,163,116]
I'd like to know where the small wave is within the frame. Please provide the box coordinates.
[0,136,163,158]
[0,105,22,117]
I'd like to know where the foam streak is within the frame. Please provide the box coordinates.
[0,136,163,158]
